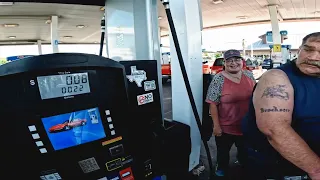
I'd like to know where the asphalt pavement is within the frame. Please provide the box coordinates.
[162,80,242,180]
[162,81,172,120]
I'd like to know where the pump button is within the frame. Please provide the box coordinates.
[97,177,108,180]
[28,125,37,132]
[106,158,123,171]
[53,173,62,179]
[111,130,116,135]
[105,110,110,115]
[36,141,44,147]
[44,174,58,180]
[119,167,134,180]
[32,133,40,139]
[39,148,47,154]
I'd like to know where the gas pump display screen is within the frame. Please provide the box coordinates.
[41,107,106,150]
[37,72,91,100]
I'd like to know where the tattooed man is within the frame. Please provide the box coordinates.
[242,32,320,180]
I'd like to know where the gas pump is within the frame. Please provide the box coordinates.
[0,54,143,180]
[0,53,193,180]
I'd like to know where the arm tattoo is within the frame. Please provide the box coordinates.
[261,85,289,100]
[260,106,290,113]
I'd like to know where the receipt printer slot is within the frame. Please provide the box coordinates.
[109,144,124,156]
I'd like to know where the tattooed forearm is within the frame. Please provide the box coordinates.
[261,84,289,100]
[260,106,291,113]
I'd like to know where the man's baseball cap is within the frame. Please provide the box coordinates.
[224,49,242,60]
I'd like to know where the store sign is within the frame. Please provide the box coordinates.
[273,44,282,52]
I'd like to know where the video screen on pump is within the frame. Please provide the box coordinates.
[42,107,106,150]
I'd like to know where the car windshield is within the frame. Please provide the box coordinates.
[214,58,224,66]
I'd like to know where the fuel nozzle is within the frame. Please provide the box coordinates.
[160,0,169,9]
[99,16,106,56]
[101,16,105,32]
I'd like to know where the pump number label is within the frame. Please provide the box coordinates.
[144,80,156,91]
[137,93,154,105]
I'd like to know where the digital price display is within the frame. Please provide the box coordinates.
[37,73,90,100]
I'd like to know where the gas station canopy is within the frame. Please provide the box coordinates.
[0,0,319,45]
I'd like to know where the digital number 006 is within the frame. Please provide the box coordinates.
[65,74,88,85]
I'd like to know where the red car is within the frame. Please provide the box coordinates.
[49,119,87,133]
[210,58,225,75]
[161,61,211,83]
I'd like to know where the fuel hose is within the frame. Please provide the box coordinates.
[160,1,214,179]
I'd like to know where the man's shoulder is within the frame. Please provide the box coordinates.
[255,69,293,96]
[260,69,288,80]
[276,60,296,71]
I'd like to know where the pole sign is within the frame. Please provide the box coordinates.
[273,44,282,52]
[266,30,288,44]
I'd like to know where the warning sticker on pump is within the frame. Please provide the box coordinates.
[137,92,154,105]
[78,157,100,173]
[144,80,156,91]
[126,66,147,87]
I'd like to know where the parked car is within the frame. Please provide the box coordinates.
[210,58,224,75]
[202,61,211,74]
[245,59,267,79]
[262,59,273,70]
[245,59,260,70]
[161,64,171,83]
[161,61,211,83]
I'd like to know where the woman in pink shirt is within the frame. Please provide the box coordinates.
[206,49,255,177]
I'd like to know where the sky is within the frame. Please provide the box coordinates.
[1,21,320,58]
[201,21,320,51]
[161,21,320,51]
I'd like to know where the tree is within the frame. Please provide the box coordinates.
[0,58,8,65]
[215,52,222,59]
